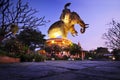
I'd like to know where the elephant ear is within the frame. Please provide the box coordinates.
[10,24,19,35]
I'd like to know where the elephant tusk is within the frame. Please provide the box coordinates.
[85,24,89,25]
[85,24,89,28]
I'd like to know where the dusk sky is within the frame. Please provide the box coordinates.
[24,0,120,50]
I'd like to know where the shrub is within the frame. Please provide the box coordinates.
[0,49,7,56]
[62,55,69,60]
[34,53,46,62]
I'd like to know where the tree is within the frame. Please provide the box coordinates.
[16,28,46,50]
[103,20,120,49]
[0,0,46,43]
[69,43,81,55]
[45,44,61,54]
[4,37,29,54]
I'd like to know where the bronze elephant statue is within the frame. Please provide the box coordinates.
[48,3,88,38]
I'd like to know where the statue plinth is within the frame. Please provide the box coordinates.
[46,38,72,48]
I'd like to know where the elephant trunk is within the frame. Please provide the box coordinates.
[80,24,89,33]
[80,28,85,33]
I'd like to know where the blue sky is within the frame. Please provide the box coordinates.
[25,0,120,50]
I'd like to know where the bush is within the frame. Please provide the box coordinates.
[0,47,46,62]
[19,53,34,62]
[62,55,69,60]
[34,53,46,62]
[19,53,46,62]
[0,49,7,56]
[3,38,29,54]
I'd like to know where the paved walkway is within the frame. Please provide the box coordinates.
[0,61,120,80]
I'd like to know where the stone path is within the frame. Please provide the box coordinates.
[0,61,120,80]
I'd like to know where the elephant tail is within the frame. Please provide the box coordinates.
[64,3,71,9]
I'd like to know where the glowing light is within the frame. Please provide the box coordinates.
[46,38,72,47]
[51,40,55,44]
[112,57,115,60]
[54,32,60,37]
[62,41,65,44]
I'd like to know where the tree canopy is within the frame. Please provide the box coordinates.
[69,43,81,55]
[16,28,46,50]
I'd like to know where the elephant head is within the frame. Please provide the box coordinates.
[70,12,88,34]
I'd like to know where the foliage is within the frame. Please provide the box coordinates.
[45,44,61,53]
[20,53,33,62]
[0,38,46,62]
[44,46,52,53]
[0,0,47,62]
[0,49,7,56]
[0,0,46,43]
[83,51,93,59]
[69,43,81,55]
[34,53,46,62]
[15,52,46,62]
[3,38,29,54]
[16,28,46,50]
[103,20,120,49]
[112,49,120,60]
[62,55,69,60]
[51,44,62,53]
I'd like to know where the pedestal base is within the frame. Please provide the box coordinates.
[46,38,72,47]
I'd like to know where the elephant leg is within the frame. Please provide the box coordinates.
[62,29,68,38]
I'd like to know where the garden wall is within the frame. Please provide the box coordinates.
[0,56,20,63]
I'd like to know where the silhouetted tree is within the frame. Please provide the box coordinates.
[0,0,46,43]
[16,28,46,50]
[103,20,120,49]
